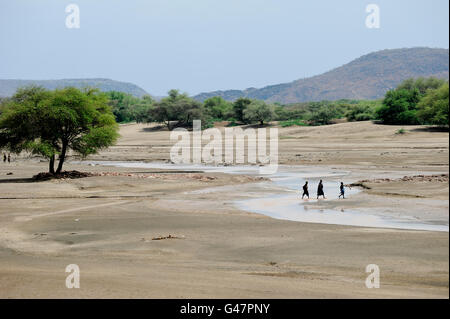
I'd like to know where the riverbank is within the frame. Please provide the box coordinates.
[0,121,448,298]
[84,161,448,231]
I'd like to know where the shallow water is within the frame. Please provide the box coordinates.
[236,195,449,232]
[80,161,449,232]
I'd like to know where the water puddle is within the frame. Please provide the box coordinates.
[79,161,449,232]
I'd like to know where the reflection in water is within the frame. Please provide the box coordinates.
[80,161,449,232]
[235,193,448,232]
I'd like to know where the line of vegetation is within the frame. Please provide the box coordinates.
[279,119,309,127]
[0,77,447,174]
[376,77,448,126]
[3,76,440,130]
[99,89,387,129]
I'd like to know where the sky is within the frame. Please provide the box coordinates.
[0,0,448,96]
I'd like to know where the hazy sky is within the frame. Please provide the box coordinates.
[0,0,448,96]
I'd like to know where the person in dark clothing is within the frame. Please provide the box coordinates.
[7,153,10,163]
[339,182,345,199]
[317,180,325,199]
[2,153,6,163]
[302,181,309,199]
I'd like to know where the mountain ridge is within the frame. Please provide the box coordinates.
[0,78,149,98]
[1,48,448,103]
[193,47,449,104]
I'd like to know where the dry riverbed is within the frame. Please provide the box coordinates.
[0,121,448,298]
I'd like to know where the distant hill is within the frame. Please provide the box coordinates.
[0,78,149,97]
[194,47,449,104]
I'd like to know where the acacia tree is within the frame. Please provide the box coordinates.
[150,89,206,130]
[233,97,252,124]
[106,91,154,123]
[375,77,447,125]
[243,100,274,125]
[417,82,449,127]
[203,96,233,120]
[150,89,187,130]
[397,77,447,95]
[376,88,421,124]
[0,86,119,174]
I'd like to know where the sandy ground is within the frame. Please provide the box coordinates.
[0,121,448,298]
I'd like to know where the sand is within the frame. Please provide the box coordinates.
[0,121,448,298]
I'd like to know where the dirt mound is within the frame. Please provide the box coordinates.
[32,170,94,181]
[359,174,449,184]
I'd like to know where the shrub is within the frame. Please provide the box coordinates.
[243,100,275,125]
[417,83,449,127]
[376,88,420,124]
[280,119,309,127]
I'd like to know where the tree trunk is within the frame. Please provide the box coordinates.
[49,155,55,174]
[56,142,68,174]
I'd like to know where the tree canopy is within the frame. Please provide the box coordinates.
[203,96,233,120]
[243,100,275,125]
[106,91,154,123]
[417,83,449,127]
[376,77,449,125]
[376,88,421,124]
[396,77,447,95]
[232,97,252,124]
[0,86,119,173]
[150,89,207,130]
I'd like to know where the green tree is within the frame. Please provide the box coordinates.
[0,97,9,116]
[397,77,447,95]
[107,91,135,122]
[243,100,274,125]
[417,83,449,127]
[203,96,233,120]
[310,106,336,125]
[376,88,421,124]
[106,91,153,123]
[0,86,119,174]
[132,94,154,123]
[150,89,206,130]
[376,77,448,125]
[346,102,377,121]
[233,97,252,124]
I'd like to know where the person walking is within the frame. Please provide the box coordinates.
[317,180,325,199]
[2,153,6,163]
[339,182,345,199]
[302,181,309,199]
[7,153,10,163]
